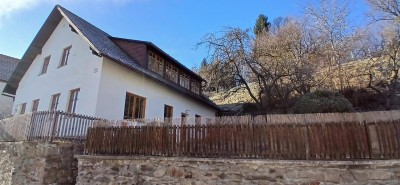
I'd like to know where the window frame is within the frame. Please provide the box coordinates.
[148,51,164,76]
[164,104,173,119]
[124,92,146,120]
[195,114,201,125]
[50,93,61,111]
[31,99,39,112]
[59,45,72,67]
[165,62,178,83]
[40,56,51,75]
[20,103,27,114]
[181,112,188,125]
[179,73,190,89]
[191,81,200,94]
[67,88,80,113]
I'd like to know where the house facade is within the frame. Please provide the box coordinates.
[3,5,219,121]
[0,54,18,117]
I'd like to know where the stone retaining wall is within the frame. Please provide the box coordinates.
[76,156,400,185]
[0,141,83,185]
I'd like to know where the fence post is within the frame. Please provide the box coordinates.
[50,111,59,142]
[27,112,37,141]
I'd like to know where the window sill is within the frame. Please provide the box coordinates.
[57,65,67,68]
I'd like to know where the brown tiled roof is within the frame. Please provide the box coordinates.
[3,5,219,110]
[0,54,18,82]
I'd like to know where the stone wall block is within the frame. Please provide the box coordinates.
[368,171,393,180]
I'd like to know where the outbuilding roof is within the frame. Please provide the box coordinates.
[3,5,219,110]
[0,54,19,82]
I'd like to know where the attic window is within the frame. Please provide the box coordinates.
[148,51,164,76]
[191,81,200,94]
[165,63,178,83]
[179,73,190,89]
[60,46,71,67]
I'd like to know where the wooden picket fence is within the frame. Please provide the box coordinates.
[85,118,400,160]
[28,110,101,142]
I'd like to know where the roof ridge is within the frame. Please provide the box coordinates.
[0,54,20,61]
[110,36,152,44]
[56,5,111,37]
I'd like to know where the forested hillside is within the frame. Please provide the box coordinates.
[195,0,400,114]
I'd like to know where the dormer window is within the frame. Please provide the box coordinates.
[191,81,200,94]
[60,46,71,67]
[148,51,164,75]
[180,73,190,89]
[166,62,178,83]
[40,56,50,75]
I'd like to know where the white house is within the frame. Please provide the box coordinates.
[0,54,18,117]
[3,5,219,121]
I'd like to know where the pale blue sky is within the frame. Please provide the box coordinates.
[0,0,369,68]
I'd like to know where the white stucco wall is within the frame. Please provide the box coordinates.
[0,81,13,117]
[12,18,217,120]
[13,18,103,115]
[95,58,217,120]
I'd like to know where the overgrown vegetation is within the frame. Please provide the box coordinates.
[292,90,354,114]
[195,0,400,114]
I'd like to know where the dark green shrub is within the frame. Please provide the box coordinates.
[292,90,354,114]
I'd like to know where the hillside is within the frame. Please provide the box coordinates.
[207,83,258,105]
[206,57,398,109]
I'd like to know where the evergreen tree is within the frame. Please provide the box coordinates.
[253,14,271,35]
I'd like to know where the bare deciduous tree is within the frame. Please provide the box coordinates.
[197,28,262,108]
[305,0,358,90]
[367,0,400,23]
[255,19,321,112]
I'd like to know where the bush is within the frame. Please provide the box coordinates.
[292,90,354,114]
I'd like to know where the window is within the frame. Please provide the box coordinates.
[67,88,80,113]
[165,63,178,83]
[124,93,146,119]
[40,56,50,75]
[31,99,39,112]
[50,93,60,110]
[191,81,200,94]
[20,103,26,114]
[148,51,164,75]
[60,46,71,67]
[179,73,190,89]
[195,114,201,125]
[181,113,188,125]
[164,104,173,118]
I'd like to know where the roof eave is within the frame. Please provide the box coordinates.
[102,54,220,111]
[110,37,207,83]
[56,5,101,55]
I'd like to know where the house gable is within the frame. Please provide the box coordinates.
[13,17,104,115]
[4,5,219,112]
